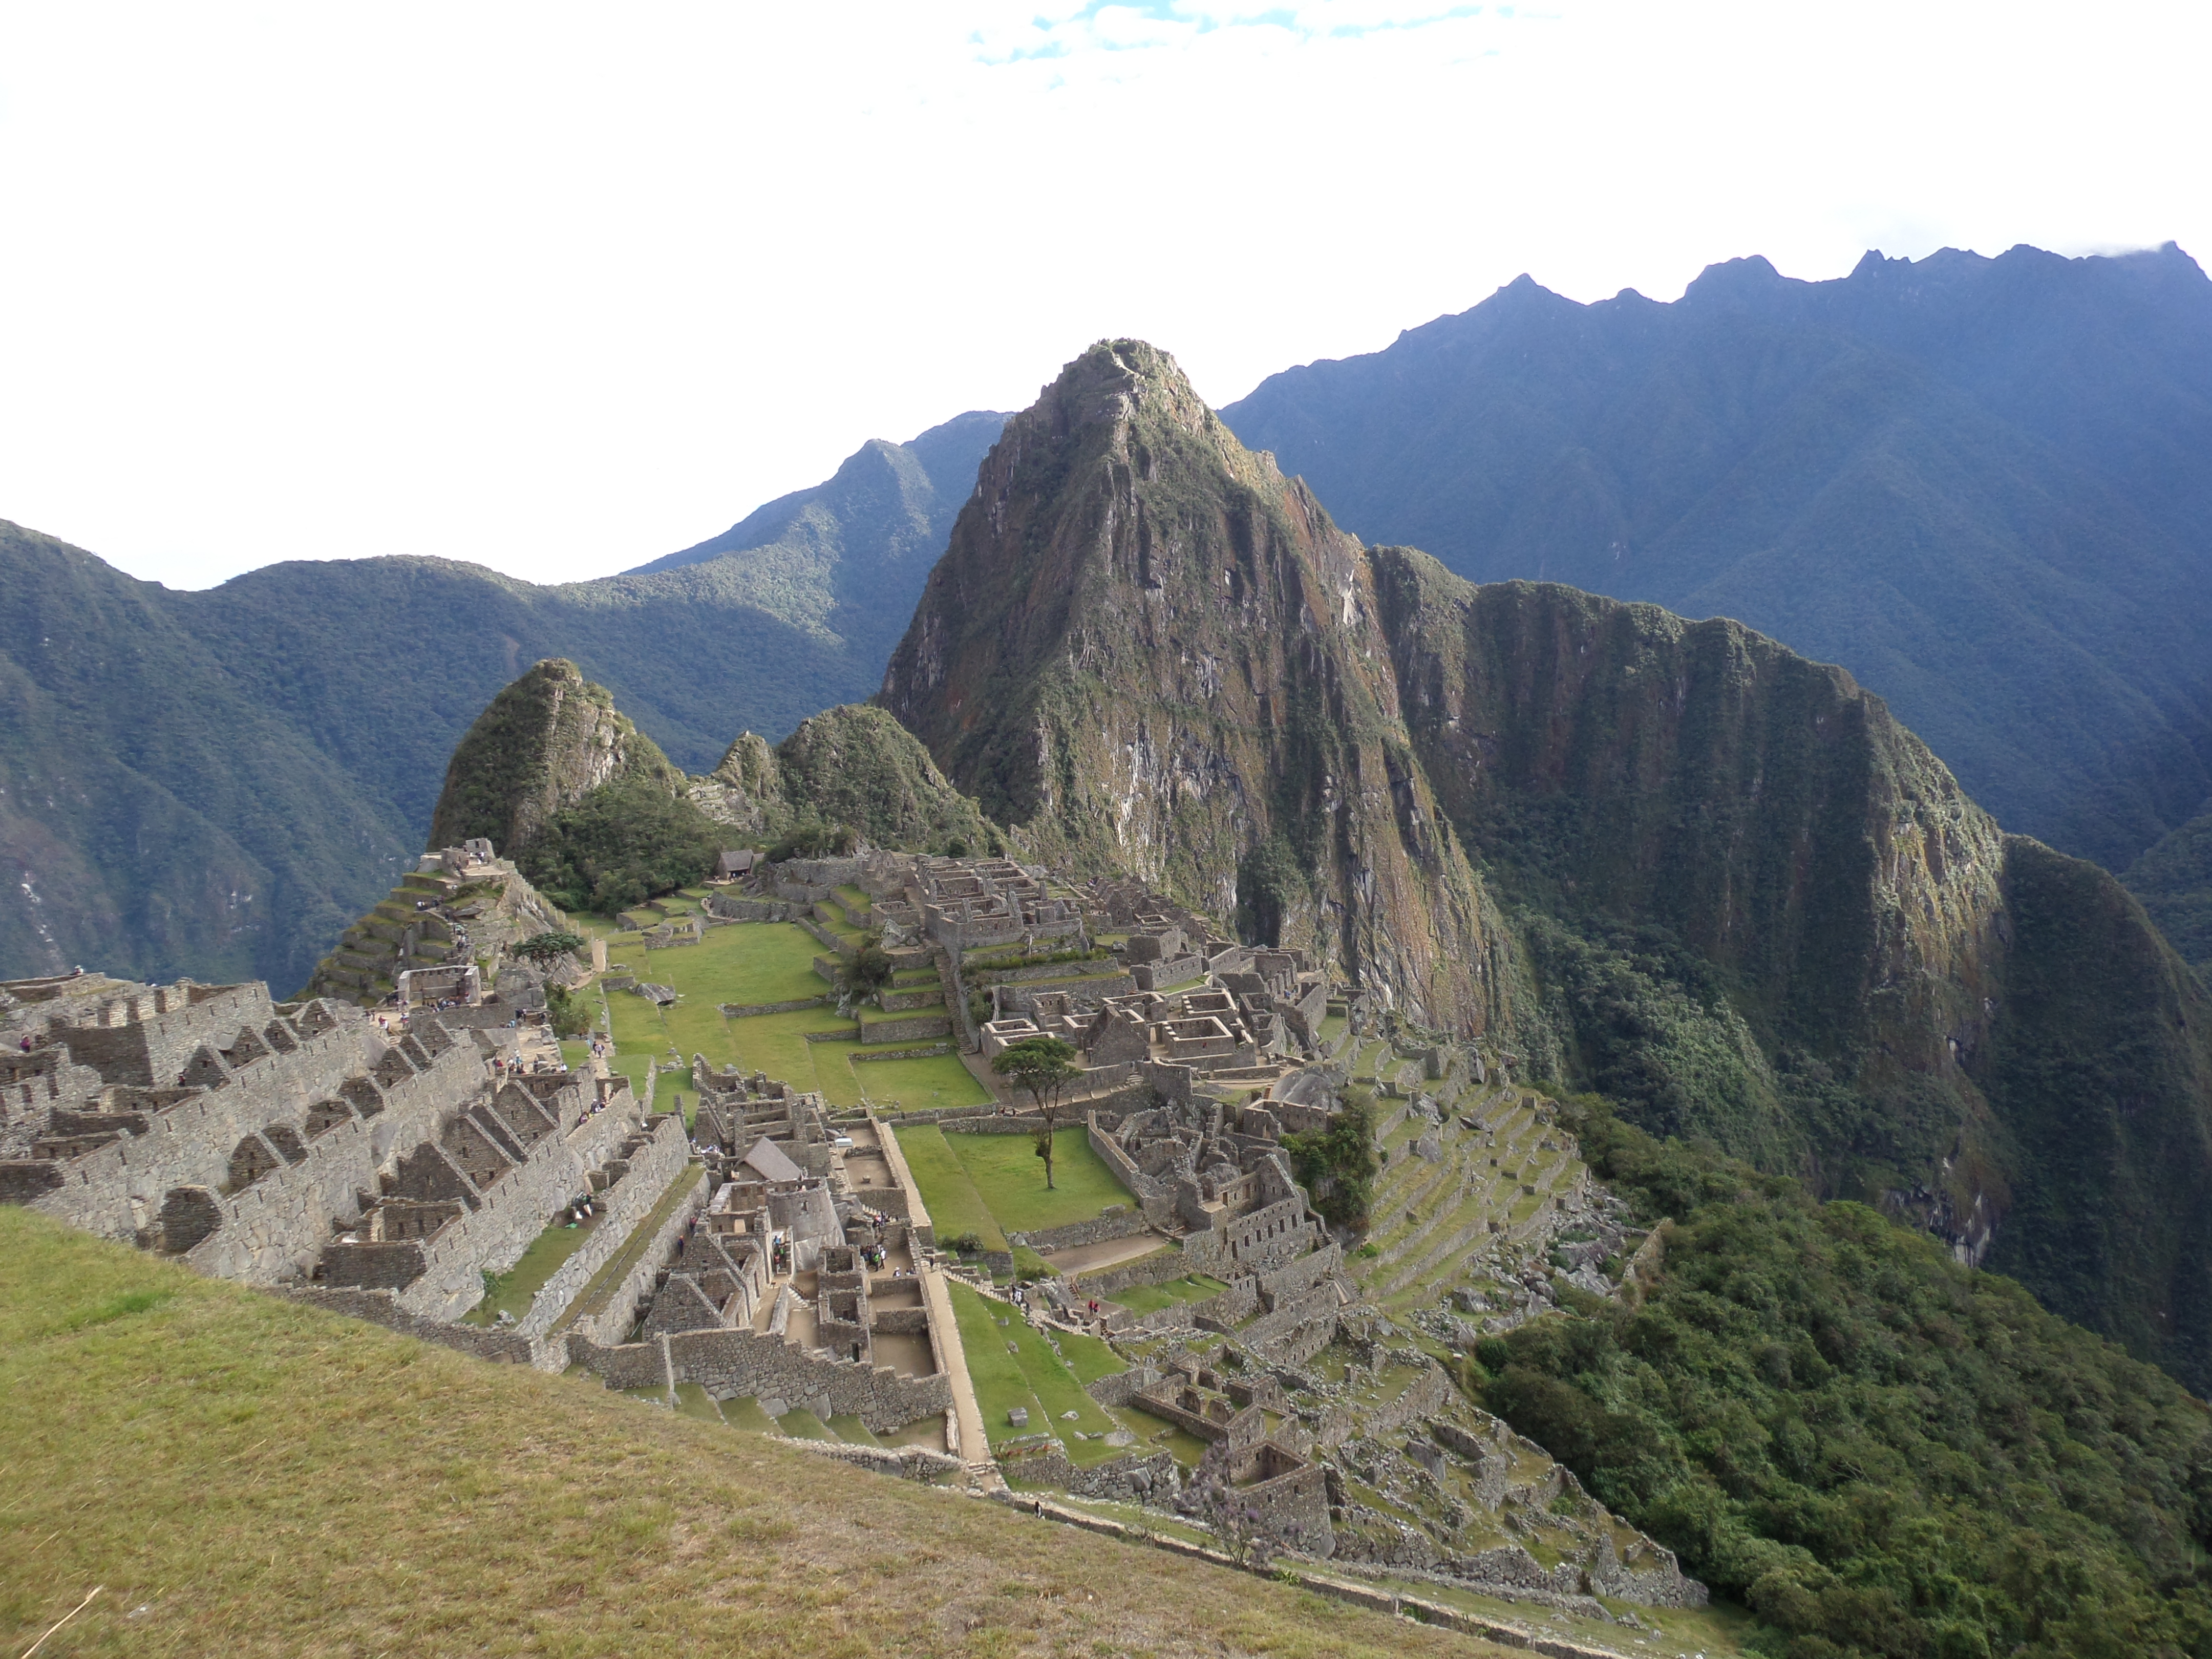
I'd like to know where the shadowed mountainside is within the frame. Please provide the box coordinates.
[1222,243,2212,874]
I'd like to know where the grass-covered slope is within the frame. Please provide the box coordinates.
[1223,243,2212,874]
[0,1205,1501,1659]
[1471,1097,2212,1659]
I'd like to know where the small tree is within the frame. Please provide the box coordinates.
[513,931,587,968]
[991,1035,1080,1189]
[836,938,895,1014]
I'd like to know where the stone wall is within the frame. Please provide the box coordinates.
[569,1326,953,1433]
[995,974,1137,1015]
[851,1044,954,1063]
[31,1012,376,1247]
[702,896,797,923]
[1077,1247,1198,1299]
[1010,1206,1152,1255]
[797,916,856,958]
[516,1115,691,1342]
[718,996,828,1017]
[366,1100,651,1322]
[1086,1112,1177,1228]
[870,1118,934,1250]
[1001,1443,1180,1504]
[558,1164,712,1347]
[853,1012,954,1045]
[1232,1281,1342,1364]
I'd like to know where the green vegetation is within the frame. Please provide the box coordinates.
[937,1127,1134,1236]
[0,414,1006,994]
[1282,1085,1379,1229]
[461,1215,599,1326]
[518,776,723,913]
[836,938,896,1004]
[544,982,592,1038]
[514,930,587,965]
[891,1126,1007,1253]
[1101,1272,1228,1316]
[1467,1094,2212,1659]
[946,1283,1126,1463]
[2126,808,2212,980]
[989,1034,1081,1188]
[593,922,987,1108]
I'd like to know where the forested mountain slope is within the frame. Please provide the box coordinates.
[0,411,1002,992]
[1222,243,2212,873]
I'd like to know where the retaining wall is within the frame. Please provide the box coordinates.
[558,1164,711,1347]
[517,1115,690,1342]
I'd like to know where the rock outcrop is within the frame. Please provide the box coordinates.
[428,658,684,854]
[881,339,1511,1033]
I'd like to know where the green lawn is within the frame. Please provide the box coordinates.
[941,1127,1134,1236]
[1107,1272,1230,1315]
[891,1125,1007,1251]
[948,1282,1040,1448]
[817,1048,989,1113]
[945,1284,1121,1460]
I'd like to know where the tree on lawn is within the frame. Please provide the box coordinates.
[836,938,895,1015]
[513,931,587,968]
[991,1035,1081,1189]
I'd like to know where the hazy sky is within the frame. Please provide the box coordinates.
[1,2,2203,589]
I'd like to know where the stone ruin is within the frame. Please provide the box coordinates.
[0,967,670,1324]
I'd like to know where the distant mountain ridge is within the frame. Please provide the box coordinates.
[0,410,1004,993]
[1222,243,2212,873]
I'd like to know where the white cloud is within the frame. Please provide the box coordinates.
[0,1,2203,589]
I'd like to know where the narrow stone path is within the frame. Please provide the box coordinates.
[918,1260,997,1488]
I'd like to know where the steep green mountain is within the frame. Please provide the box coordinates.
[697,703,996,855]
[883,340,2212,1394]
[881,339,1513,1033]
[2126,807,2212,980]
[428,658,685,853]
[1221,243,2212,873]
[0,412,1003,993]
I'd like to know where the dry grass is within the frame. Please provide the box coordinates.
[0,1207,1518,1658]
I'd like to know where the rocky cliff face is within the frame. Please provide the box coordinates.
[1371,556,2007,1088]
[881,341,1509,1031]
[428,658,682,856]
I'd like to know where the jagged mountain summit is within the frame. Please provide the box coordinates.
[881,340,1511,1035]
[1222,243,2212,875]
[882,337,2212,1393]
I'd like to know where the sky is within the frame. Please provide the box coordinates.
[0,2,2204,590]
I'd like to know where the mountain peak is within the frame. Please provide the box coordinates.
[882,341,1497,1027]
